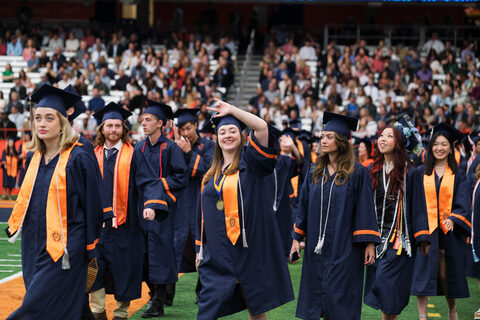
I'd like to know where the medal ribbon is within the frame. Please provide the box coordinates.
[214,164,240,245]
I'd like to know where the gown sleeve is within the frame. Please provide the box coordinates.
[188,140,214,180]
[292,166,310,241]
[352,164,381,244]
[243,133,279,177]
[160,143,188,206]
[409,166,430,243]
[449,170,472,234]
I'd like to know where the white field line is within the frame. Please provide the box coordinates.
[0,271,22,284]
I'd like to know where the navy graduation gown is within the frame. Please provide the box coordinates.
[364,166,430,315]
[293,162,380,320]
[265,154,299,256]
[136,134,187,285]
[174,136,214,273]
[1,150,17,188]
[410,165,471,298]
[8,146,103,320]
[91,145,169,301]
[469,175,480,278]
[196,134,294,319]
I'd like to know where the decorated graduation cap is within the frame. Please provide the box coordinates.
[322,111,358,138]
[173,108,200,127]
[428,122,463,144]
[63,85,86,121]
[393,114,422,155]
[30,84,81,117]
[211,114,247,132]
[143,99,173,122]
[93,102,132,123]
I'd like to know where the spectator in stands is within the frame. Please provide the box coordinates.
[107,34,124,58]
[471,75,480,102]
[364,74,379,102]
[83,28,95,47]
[422,32,445,55]
[213,56,234,89]
[99,67,112,89]
[417,57,433,85]
[7,35,22,56]
[22,38,36,62]
[131,58,147,81]
[0,111,17,140]
[461,43,476,64]
[0,37,6,55]
[213,37,231,60]
[8,105,24,132]
[91,41,107,64]
[88,87,105,112]
[2,63,14,83]
[73,75,88,95]
[202,36,215,56]
[113,69,130,91]
[52,46,67,70]
[0,92,6,112]
[6,92,25,114]
[38,48,49,68]
[65,32,79,52]
[75,40,88,61]
[37,73,51,89]
[10,77,27,100]
[93,74,109,95]
[48,32,63,51]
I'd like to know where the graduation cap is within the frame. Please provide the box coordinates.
[298,130,312,142]
[63,85,86,121]
[268,124,282,141]
[30,84,81,117]
[173,108,200,127]
[93,102,132,123]
[428,122,463,144]
[199,120,215,135]
[211,114,247,132]
[143,99,173,122]
[392,114,422,155]
[289,119,302,130]
[322,111,358,138]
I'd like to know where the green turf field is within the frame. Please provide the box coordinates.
[1,221,479,319]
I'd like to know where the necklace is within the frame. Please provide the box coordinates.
[314,169,336,255]
[385,161,393,174]
[44,151,59,164]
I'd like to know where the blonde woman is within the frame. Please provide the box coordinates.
[195,99,293,320]
[6,85,103,320]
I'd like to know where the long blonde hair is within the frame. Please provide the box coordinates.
[28,108,78,154]
[202,133,247,185]
[312,132,355,185]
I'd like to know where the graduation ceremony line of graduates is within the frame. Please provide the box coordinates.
[4,82,480,320]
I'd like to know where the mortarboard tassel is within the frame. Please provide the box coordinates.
[8,227,21,244]
[62,248,70,270]
[198,246,204,262]
[314,237,325,255]
[238,173,248,248]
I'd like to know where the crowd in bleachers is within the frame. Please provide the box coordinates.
[0,24,237,141]
[248,30,480,144]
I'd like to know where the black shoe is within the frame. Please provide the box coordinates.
[92,311,107,320]
[165,296,173,306]
[141,305,164,318]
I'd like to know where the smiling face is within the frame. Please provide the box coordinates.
[34,108,61,143]
[217,124,242,153]
[102,119,124,145]
[320,131,338,154]
[377,127,396,155]
[432,135,451,162]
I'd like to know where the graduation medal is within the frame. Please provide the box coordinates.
[216,198,224,211]
[214,163,231,212]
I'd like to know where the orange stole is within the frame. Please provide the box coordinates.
[361,158,374,168]
[8,143,77,262]
[215,168,240,245]
[5,154,18,177]
[291,176,299,198]
[95,143,133,227]
[21,143,27,169]
[311,152,317,164]
[423,166,455,234]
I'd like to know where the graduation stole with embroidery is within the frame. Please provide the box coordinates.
[424,165,455,234]
[8,143,78,263]
[95,142,133,227]
[214,166,240,245]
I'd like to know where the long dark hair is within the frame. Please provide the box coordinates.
[313,132,355,185]
[424,133,458,175]
[370,127,410,197]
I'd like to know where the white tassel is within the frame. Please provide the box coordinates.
[8,228,20,244]
[474,248,479,263]
[242,228,248,248]
[62,248,70,270]
[198,246,204,262]
[314,237,324,255]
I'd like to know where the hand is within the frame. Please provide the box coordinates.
[419,241,430,256]
[280,135,295,149]
[364,243,375,265]
[143,208,155,221]
[290,240,301,264]
[195,253,201,271]
[176,137,191,153]
[173,126,181,141]
[444,218,454,232]
[206,98,235,118]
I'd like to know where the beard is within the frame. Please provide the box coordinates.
[105,132,121,144]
